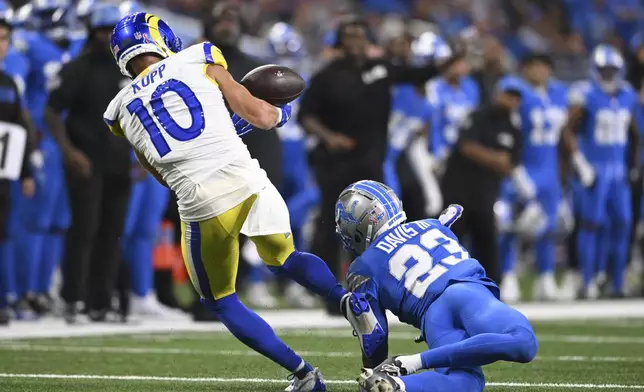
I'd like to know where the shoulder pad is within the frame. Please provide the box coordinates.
[181,42,227,69]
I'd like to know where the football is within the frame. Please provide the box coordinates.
[241,64,305,106]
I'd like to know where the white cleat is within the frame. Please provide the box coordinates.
[284,282,316,309]
[580,280,600,300]
[130,294,189,321]
[285,368,326,392]
[246,282,278,309]
[532,272,558,302]
[500,272,521,303]
[558,270,581,301]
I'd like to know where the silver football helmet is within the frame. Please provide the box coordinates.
[335,180,407,257]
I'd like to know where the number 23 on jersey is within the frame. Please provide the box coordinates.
[388,226,470,299]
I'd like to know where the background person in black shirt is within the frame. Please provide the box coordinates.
[441,80,524,284]
[297,19,446,314]
[0,16,36,324]
[45,4,129,323]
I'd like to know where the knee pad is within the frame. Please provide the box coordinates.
[504,325,538,363]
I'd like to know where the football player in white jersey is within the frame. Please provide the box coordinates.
[103,13,357,391]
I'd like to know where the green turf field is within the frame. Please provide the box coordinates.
[1,319,644,391]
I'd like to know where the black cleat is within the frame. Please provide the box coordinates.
[374,357,408,377]
[357,368,404,392]
[63,302,78,325]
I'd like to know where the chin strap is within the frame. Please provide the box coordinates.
[341,293,386,358]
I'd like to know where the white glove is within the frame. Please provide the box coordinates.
[511,165,537,201]
[572,151,596,188]
[514,201,547,238]
[438,204,464,228]
[341,293,386,359]
[30,150,44,169]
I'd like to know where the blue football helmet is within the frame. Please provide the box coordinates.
[110,12,182,78]
[335,180,407,256]
[87,3,121,30]
[31,0,71,41]
[119,1,143,18]
[590,44,625,94]
[411,31,452,66]
[267,22,305,58]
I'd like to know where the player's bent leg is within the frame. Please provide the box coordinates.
[246,183,347,307]
[417,282,537,370]
[181,196,324,389]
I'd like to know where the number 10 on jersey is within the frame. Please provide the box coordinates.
[388,228,469,298]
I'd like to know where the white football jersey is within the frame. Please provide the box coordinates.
[104,42,267,222]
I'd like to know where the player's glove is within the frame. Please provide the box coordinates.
[357,368,406,392]
[275,103,292,128]
[231,113,255,136]
[340,293,386,359]
[511,165,537,201]
[514,200,547,238]
[572,151,596,188]
[438,204,463,228]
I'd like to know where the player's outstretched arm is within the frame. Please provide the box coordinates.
[206,64,281,130]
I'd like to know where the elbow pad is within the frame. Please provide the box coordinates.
[341,293,386,358]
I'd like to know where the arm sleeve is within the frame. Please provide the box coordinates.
[387,62,440,85]
[347,270,389,368]
[47,59,84,114]
[14,82,32,181]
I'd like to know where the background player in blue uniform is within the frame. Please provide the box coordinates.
[335,181,537,392]
[562,44,641,299]
[12,0,84,315]
[383,31,442,220]
[496,54,568,302]
[425,42,479,170]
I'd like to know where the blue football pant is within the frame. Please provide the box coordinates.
[577,173,631,292]
[400,282,537,392]
[122,175,170,297]
[15,140,69,296]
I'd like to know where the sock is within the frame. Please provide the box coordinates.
[268,251,347,306]
[498,233,517,274]
[419,326,537,369]
[535,236,555,274]
[17,231,44,296]
[201,293,312,375]
[595,227,610,279]
[577,227,598,286]
[125,236,154,297]
[397,353,423,374]
[400,367,484,392]
[610,222,631,294]
[38,232,64,293]
[0,240,16,307]
[247,265,267,283]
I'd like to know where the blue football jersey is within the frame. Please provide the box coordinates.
[15,31,84,130]
[569,80,638,166]
[347,219,497,329]
[388,85,431,151]
[505,75,568,174]
[426,76,480,158]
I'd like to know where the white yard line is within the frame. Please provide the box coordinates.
[0,373,643,389]
[1,343,643,363]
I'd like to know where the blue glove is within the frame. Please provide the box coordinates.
[231,113,255,136]
[276,103,292,128]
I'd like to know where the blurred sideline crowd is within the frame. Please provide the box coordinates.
[2,0,644,326]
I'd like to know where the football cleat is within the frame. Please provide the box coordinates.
[373,357,409,377]
[285,367,326,392]
[358,368,405,392]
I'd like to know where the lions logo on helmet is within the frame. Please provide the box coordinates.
[110,12,182,78]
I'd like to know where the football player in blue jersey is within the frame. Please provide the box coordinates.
[241,21,319,309]
[383,31,442,220]
[496,54,568,302]
[424,38,480,170]
[561,44,641,299]
[13,0,84,316]
[336,181,537,392]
